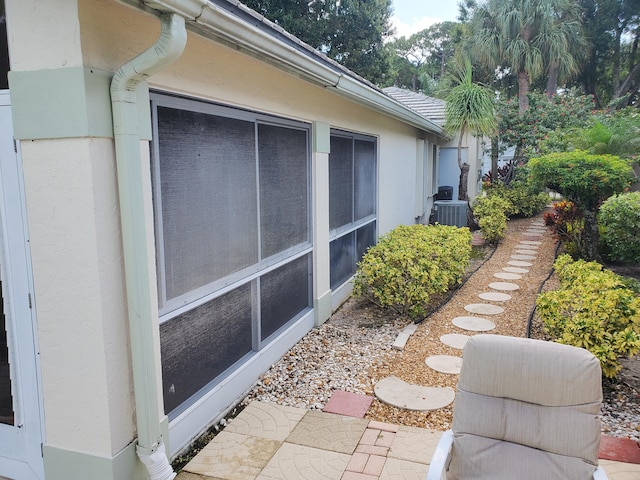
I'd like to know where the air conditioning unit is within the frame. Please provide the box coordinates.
[434,200,468,227]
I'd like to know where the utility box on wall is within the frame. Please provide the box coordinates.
[434,200,468,228]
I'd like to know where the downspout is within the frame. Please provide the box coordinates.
[110,13,187,480]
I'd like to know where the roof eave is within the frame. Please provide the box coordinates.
[121,0,445,137]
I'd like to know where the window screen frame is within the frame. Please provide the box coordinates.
[328,129,378,290]
[150,93,313,322]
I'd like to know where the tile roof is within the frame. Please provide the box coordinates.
[383,87,447,126]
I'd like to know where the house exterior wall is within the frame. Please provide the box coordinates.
[5,0,443,477]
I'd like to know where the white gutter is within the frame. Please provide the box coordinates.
[110,12,187,480]
[125,0,445,137]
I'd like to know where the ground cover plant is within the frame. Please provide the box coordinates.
[352,224,471,319]
[536,254,640,378]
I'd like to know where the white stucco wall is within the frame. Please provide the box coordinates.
[6,0,84,71]
[20,138,134,455]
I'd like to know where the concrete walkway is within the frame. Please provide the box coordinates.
[176,400,640,480]
[176,216,640,479]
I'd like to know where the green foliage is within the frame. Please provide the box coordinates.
[484,181,550,218]
[472,195,510,244]
[537,254,640,378]
[528,150,635,211]
[544,200,585,258]
[540,108,640,162]
[352,224,471,319]
[497,90,595,158]
[529,150,634,260]
[242,0,395,85]
[468,0,586,111]
[384,22,462,92]
[599,192,640,264]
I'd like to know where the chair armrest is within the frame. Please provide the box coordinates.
[426,430,454,480]
[593,465,608,480]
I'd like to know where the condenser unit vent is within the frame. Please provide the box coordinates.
[434,200,468,228]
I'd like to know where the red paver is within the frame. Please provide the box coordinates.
[323,390,374,418]
[356,444,389,456]
[375,431,396,448]
[341,471,378,480]
[363,455,387,476]
[345,452,369,473]
[368,421,399,433]
[360,428,381,446]
[599,435,640,464]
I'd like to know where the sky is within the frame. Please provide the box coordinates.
[391,0,461,38]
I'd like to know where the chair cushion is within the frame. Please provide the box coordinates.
[451,335,603,474]
[453,389,601,463]
[458,335,602,407]
[448,433,598,480]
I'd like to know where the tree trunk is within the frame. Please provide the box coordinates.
[612,62,640,105]
[490,137,499,184]
[458,163,470,201]
[546,60,560,99]
[582,209,600,262]
[517,70,530,112]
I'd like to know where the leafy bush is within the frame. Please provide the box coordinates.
[485,182,550,218]
[599,192,640,264]
[353,224,471,319]
[473,195,510,244]
[544,200,585,258]
[536,254,640,377]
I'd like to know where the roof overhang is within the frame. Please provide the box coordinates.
[120,0,446,137]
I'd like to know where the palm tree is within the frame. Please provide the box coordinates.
[469,0,585,111]
[444,57,498,201]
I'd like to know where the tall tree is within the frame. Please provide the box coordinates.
[444,57,498,201]
[468,0,585,112]
[242,0,394,85]
[386,22,460,91]
[578,0,640,108]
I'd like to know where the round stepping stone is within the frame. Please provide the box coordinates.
[374,376,455,410]
[514,250,538,255]
[508,260,533,267]
[464,303,504,315]
[516,244,539,250]
[425,355,462,374]
[452,316,496,332]
[503,266,529,274]
[493,272,522,280]
[489,281,520,291]
[440,333,471,350]
[520,240,542,245]
[479,291,511,302]
[511,254,537,261]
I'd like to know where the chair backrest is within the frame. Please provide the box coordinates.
[449,335,603,480]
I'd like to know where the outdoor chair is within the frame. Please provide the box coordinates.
[426,334,608,480]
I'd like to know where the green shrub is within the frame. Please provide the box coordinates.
[598,192,640,264]
[485,182,550,218]
[536,254,640,377]
[473,195,510,244]
[353,224,471,319]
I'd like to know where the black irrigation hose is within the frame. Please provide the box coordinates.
[415,242,499,324]
[525,239,562,338]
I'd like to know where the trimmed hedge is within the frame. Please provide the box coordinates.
[353,224,471,319]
